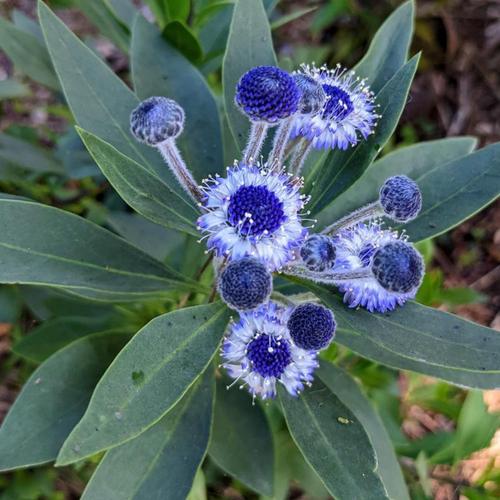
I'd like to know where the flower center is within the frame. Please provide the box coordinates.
[227,185,285,237]
[322,84,354,121]
[359,242,375,267]
[246,334,292,378]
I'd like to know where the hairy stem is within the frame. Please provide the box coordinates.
[269,118,293,165]
[243,121,269,164]
[321,201,383,235]
[289,138,313,176]
[157,140,203,203]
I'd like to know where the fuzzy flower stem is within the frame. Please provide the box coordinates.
[321,201,384,235]
[289,138,313,176]
[287,266,371,285]
[243,121,269,164]
[158,139,203,203]
[271,291,297,306]
[269,117,294,165]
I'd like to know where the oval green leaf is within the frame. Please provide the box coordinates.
[398,142,500,241]
[318,362,409,500]
[316,137,477,229]
[82,367,214,500]
[0,331,129,471]
[209,378,274,496]
[57,303,231,465]
[306,283,500,389]
[0,197,197,301]
[279,378,389,500]
[77,128,198,236]
[222,0,276,151]
[131,15,222,180]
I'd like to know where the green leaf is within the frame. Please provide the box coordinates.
[318,362,410,500]
[12,9,44,42]
[38,1,188,200]
[308,55,420,216]
[0,197,198,302]
[164,0,190,22]
[0,331,129,471]
[163,21,203,63]
[57,303,230,465]
[223,0,276,151]
[279,378,389,500]
[0,286,21,323]
[104,0,137,29]
[77,128,198,236]
[107,212,184,261]
[187,469,206,500]
[131,15,223,180]
[398,142,500,242]
[82,367,214,500]
[0,133,64,174]
[14,317,124,363]
[0,15,59,90]
[209,378,274,496]
[270,7,317,30]
[355,0,414,93]
[306,283,500,389]
[453,391,500,463]
[316,137,477,229]
[0,79,29,100]
[74,0,130,53]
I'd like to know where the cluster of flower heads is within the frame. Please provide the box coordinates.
[129,63,424,401]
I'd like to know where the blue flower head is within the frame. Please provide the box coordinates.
[379,175,422,222]
[372,241,424,294]
[300,234,336,272]
[197,163,309,271]
[290,64,377,150]
[235,66,300,123]
[221,302,319,400]
[217,257,272,311]
[293,73,327,115]
[332,223,420,312]
[288,303,336,351]
[130,96,184,145]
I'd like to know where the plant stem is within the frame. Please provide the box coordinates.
[269,118,293,165]
[289,138,313,176]
[321,201,383,235]
[243,121,268,164]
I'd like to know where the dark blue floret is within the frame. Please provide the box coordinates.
[372,241,424,294]
[293,74,326,115]
[218,258,272,311]
[300,234,336,272]
[227,185,285,237]
[288,303,336,351]
[130,96,184,145]
[247,334,292,378]
[379,175,422,222]
[235,66,300,123]
[322,84,354,121]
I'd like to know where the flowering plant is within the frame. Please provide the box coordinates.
[0,1,499,498]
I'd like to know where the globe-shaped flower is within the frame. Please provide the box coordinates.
[235,66,300,124]
[218,258,272,311]
[379,175,422,222]
[290,64,377,150]
[293,74,326,115]
[197,163,309,271]
[300,234,336,272]
[130,96,184,145]
[288,303,336,350]
[221,302,319,400]
[372,241,424,294]
[332,223,420,312]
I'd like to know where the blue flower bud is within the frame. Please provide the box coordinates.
[300,234,336,272]
[293,74,326,115]
[371,241,424,294]
[130,96,185,145]
[379,175,422,222]
[235,66,300,123]
[218,258,272,311]
[287,303,336,351]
